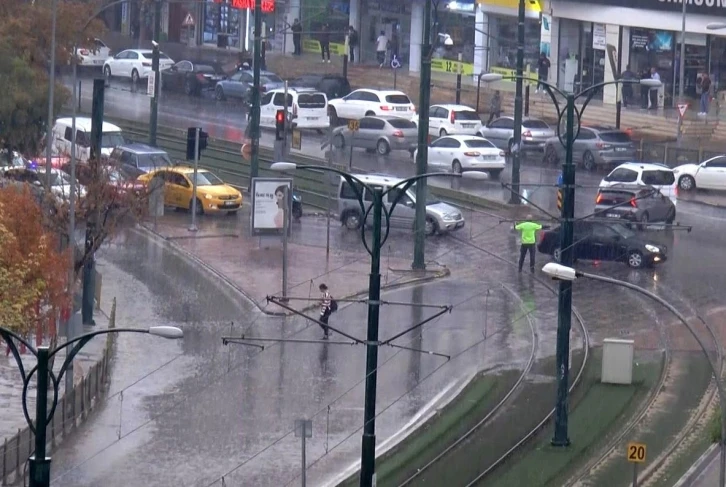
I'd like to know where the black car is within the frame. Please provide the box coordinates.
[161,60,226,96]
[108,143,173,179]
[594,184,675,228]
[291,191,302,220]
[537,220,667,268]
[289,74,351,100]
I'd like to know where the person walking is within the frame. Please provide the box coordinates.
[320,23,331,63]
[536,52,551,93]
[487,90,502,125]
[318,283,335,338]
[620,64,636,108]
[515,215,543,273]
[376,30,388,68]
[699,72,712,116]
[649,67,660,110]
[291,19,302,56]
[348,26,358,63]
[640,67,650,109]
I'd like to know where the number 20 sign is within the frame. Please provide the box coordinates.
[627,442,646,463]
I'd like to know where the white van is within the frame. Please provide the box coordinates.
[600,162,678,204]
[260,88,329,131]
[52,117,125,162]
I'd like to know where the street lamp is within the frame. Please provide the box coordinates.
[270,162,486,487]
[482,73,661,447]
[542,262,726,487]
[0,324,183,487]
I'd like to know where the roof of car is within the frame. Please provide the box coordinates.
[598,183,654,193]
[115,143,168,154]
[364,115,416,123]
[583,125,623,132]
[355,89,409,96]
[344,173,405,186]
[432,104,476,111]
[612,162,674,171]
[165,166,212,175]
[122,49,154,54]
[495,116,547,122]
[267,87,325,95]
[55,117,122,133]
[442,135,493,142]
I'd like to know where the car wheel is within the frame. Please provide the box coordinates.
[440,128,448,137]
[131,69,140,84]
[215,86,226,101]
[489,169,502,179]
[452,160,463,174]
[376,139,390,156]
[544,144,559,165]
[678,175,696,191]
[329,107,339,126]
[333,133,346,149]
[553,247,562,262]
[103,65,111,79]
[365,111,375,116]
[637,212,649,231]
[627,250,644,269]
[666,207,676,224]
[582,151,596,171]
[190,198,204,215]
[184,79,195,96]
[425,217,438,236]
[343,211,361,230]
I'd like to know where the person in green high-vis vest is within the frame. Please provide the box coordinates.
[515,215,543,273]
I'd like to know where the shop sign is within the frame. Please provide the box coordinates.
[367,0,409,14]
[229,0,275,12]
[586,0,726,17]
[432,58,475,76]
[593,24,606,50]
[489,66,537,83]
[630,28,673,51]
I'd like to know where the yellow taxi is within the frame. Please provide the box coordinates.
[138,166,243,214]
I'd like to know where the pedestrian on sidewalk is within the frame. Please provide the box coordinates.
[620,64,636,108]
[348,25,358,63]
[376,30,388,68]
[515,215,543,273]
[291,19,302,56]
[536,52,550,93]
[320,23,331,63]
[318,283,335,338]
[639,67,650,109]
[487,91,501,125]
[699,72,711,116]
[649,67,660,110]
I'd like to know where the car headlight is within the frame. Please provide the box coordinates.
[204,193,213,200]
[645,244,660,253]
[442,213,460,221]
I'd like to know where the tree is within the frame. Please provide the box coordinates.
[0,184,70,334]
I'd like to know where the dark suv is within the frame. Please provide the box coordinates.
[289,74,351,100]
[594,184,676,228]
[108,143,173,179]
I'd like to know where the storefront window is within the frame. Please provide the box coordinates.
[303,0,350,46]
[436,2,475,64]
[203,0,242,48]
[488,15,540,75]
[710,36,726,93]
[675,34,708,99]
[557,20,605,99]
[629,28,674,105]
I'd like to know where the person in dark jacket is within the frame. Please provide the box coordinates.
[291,19,302,56]
[640,68,650,109]
[320,23,331,63]
[488,91,502,125]
[347,26,358,63]
[318,283,333,338]
[536,52,551,93]
[620,64,636,108]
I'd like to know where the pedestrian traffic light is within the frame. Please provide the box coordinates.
[186,127,209,160]
[275,109,285,141]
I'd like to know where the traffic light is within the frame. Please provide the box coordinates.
[275,109,285,141]
[186,127,209,160]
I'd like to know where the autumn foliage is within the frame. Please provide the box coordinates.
[0,185,69,333]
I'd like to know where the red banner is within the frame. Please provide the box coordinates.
[230,0,275,12]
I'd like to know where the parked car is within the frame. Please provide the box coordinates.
[594,185,676,228]
[215,70,284,102]
[415,135,505,177]
[543,125,637,171]
[51,117,125,162]
[412,104,482,137]
[600,162,677,202]
[478,116,554,153]
[0,150,30,169]
[674,154,726,191]
[59,162,146,207]
[103,49,174,83]
[2,166,86,200]
[328,89,415,125]
[537,220,667,269]
[337,173,464,235]
[161,60,226,95]
[332,116,417,156]
[74,38,110,67]
[289,74,351,100]
[137,166,242,214]
[107,143,173,180]
[260,88,329,131]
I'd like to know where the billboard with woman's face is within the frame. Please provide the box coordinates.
[251,178,292,234]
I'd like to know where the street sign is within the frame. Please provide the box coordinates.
[391,55,401,70]
[627,442,646,463]
[241,143,251,161]
[677,104,688,118]
[182,13,195,26]
[147,72,156,97]
[347,119,360,132]
[291,129,302,150]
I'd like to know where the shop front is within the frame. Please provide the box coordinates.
[200,0,276,51]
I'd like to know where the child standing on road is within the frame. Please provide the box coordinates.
[515,215,543,273]
[319,283,333,338]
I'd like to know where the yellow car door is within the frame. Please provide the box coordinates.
[173,172,193,209]
[155,171,176,207]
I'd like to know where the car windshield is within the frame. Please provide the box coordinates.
[141,52,171,60]
[385,94,411,104]
[262,74,283,84]
[137,152,172,168]
[387,118,416,129]
[101,132,125,148]
[523,120,549,129]
[193,171,224,186]
[409,183,440,204]
[454,111,480,121]
[610,223,636,239]
[464,139,496,149]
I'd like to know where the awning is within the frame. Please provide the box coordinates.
[476,0,542,19]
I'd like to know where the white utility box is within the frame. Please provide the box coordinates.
[601,338,635,385]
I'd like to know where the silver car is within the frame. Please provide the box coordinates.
[477,116,554,153]
[332,116,417,156]
[543,125,637,171]
[337,173,465,235]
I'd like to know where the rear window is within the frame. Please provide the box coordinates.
[599,131,632,143]
[454,111,480,121]
[642,170,675,185]
[385,94,411,104]
[340,181,364,200]
[138,153,172,169]
[298,93,326,108]
[196,65,216,73]
[387,119,416,129]
[141,52,171,60]
[522,120,549,129]
[262,74,283,84]
[605,168,638,183]
[597,190,634,205]
[464,139,496,149]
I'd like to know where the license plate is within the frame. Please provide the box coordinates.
[606,213,619,218]
[224,201,236,206]
[615,147,627,152]
[462,124,474,128]
[483,155,496,160]
[306,117,316,120]
[395,107,407,112]
[93,60,103,65]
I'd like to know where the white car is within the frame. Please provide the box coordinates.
[674,155,726,191]
[2,167,86,200]
[328,89,415,124]
[103,49,174,83]
[414,135,505,177]
[411,104,482,137]
[600,162,677,202]
[74,38,110,67]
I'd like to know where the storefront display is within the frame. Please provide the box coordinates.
[557,19,605,98]
[203,0,242,48]
[488,14,541,76]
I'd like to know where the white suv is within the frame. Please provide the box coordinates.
[328,89,415,124]
[600,162,677,202]
[412,104,482,137]
[103,49,174,83]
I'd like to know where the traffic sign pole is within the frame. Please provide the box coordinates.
[632,464,638,487]
[391,55,401,90]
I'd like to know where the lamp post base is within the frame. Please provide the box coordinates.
[29,456,51,487]
[551,437,571,447]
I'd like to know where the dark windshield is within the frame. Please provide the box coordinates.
[599,132,631,143]
[610,223,636,238]
[262,74,283,84]
[387,119,416,129]
[454,111,480,121]
[385,94,411,104]
[101,132,125,149]
[464,139,496,149]
[137,152,172,168]
[196,64,217,73]
[194,171,224,186]
[298,93,326,108]
[523,120,549,129]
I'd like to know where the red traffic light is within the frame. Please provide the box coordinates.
[276,110,285,123]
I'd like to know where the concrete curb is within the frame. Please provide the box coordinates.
[673,443,719,487]
[679,196,726,210]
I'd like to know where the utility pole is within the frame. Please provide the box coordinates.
[510,0,525,204]
[149,0,162,146]
[676,0,687,144]
[551,94,576,447]
[249,0,263,180]
[45,0,58,186]
[413,0,433,271]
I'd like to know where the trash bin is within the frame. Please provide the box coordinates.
[601,338,635,385]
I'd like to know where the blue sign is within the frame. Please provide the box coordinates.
[391,55,401,69]
[557,173,563,187]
